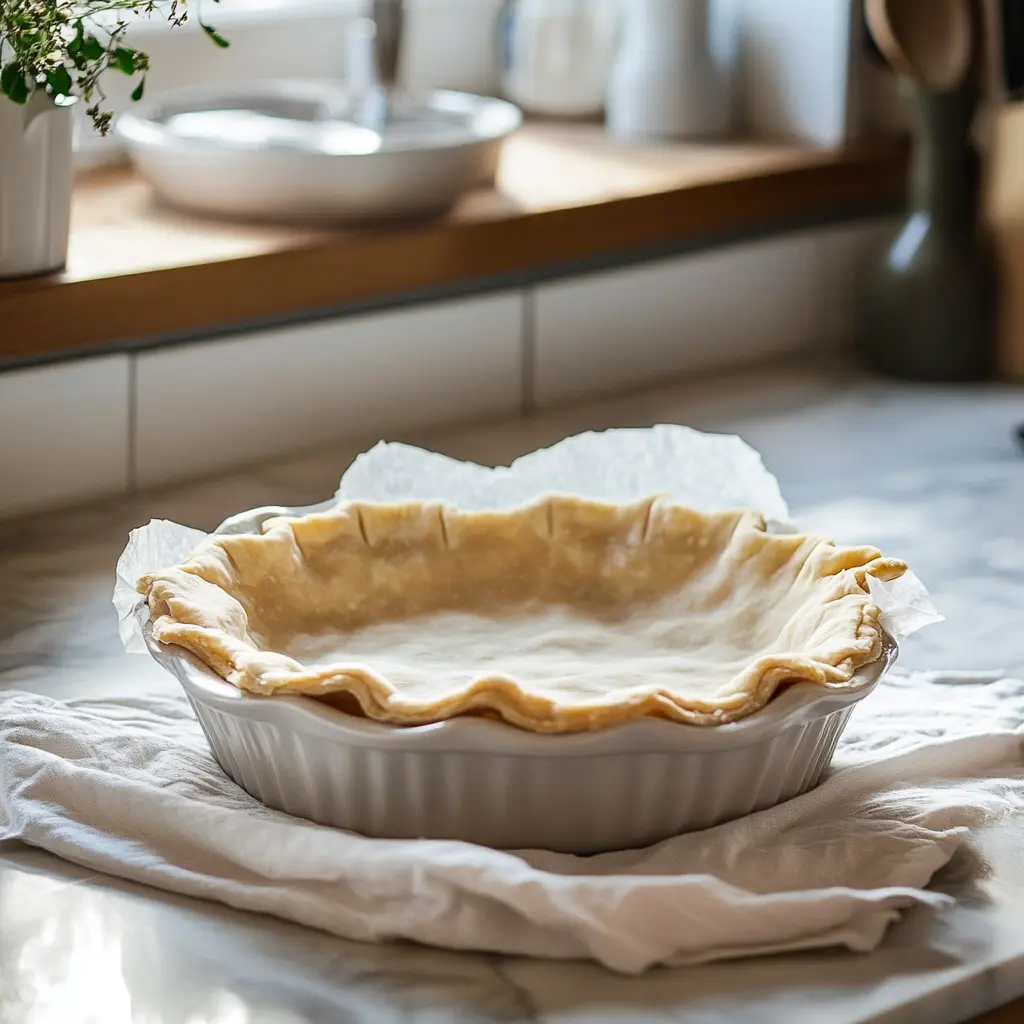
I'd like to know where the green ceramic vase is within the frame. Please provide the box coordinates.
[857,84,999,381]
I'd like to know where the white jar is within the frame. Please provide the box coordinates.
[500,0,620,119]
[607,0,736,140]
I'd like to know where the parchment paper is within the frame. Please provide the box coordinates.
[114,425,941,652]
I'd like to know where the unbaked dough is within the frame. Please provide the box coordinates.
[138,496,906,733]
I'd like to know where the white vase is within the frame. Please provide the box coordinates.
[500,0,621,119]
[606,0,736,140]
[0,91,75,279]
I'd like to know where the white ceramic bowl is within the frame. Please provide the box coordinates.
[139,498,899,854]
[116,80,522,224]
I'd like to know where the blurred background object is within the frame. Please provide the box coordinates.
[735,0,876,147]
[72,0,920,168]
[371,0,405,127]
[0,95,75,279]
[864,0,973,90]
[605,0,736,140]
[401,0,505,94]
[7,0,1024,522]
[857,0,999,381]
[984,0,1024,381]
[499,0,620,119]
[72,0,358,168]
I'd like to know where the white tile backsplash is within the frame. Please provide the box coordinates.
[133,291,524,490]
[0,355,129,519]
[0,217,898,519]
[533,233,817,407]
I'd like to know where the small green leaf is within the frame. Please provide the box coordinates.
[112,47,137,76]
[86,105,113,136]
[80,36,104,61]
[46,66,74,97]
[1,63,29,105]
[66,21,85,55]
[131,76,146,102]
[201,23,230,48]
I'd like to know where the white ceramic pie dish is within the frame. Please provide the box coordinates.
[137,498,899,855]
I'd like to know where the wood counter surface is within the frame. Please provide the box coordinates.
[0,124,908,365]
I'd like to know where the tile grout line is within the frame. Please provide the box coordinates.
[521,288,537,415]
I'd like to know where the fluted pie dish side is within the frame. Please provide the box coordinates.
[144,620,896,852]
[138,494,906,736]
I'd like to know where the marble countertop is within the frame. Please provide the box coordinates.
[2,362,1024,1024]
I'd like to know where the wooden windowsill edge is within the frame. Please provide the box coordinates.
[0,129,909,366]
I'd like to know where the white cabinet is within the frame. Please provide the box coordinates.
[133,291,525,489]
[533,233,817,407]
[0,355,129,518]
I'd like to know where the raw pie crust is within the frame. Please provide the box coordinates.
[138,496,906,733]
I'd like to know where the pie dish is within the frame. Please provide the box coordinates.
[135,492,902,853]
[138,494,906,736]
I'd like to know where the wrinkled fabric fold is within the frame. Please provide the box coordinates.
[2,671,1023,974]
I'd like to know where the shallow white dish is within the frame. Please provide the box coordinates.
[138,496,899,855]
[116,79,522,224]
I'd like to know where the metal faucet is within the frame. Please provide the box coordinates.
[371,0,404,94]
[344,1,404,131]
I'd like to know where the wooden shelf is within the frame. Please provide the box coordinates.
[0,124,908,364]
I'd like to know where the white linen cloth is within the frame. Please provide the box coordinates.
[2,671,1023,975]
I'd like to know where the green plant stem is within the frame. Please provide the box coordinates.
[0,0,225,133]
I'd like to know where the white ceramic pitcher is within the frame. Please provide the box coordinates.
[0,91,75,279]
[606,0,736,140]
[500,0,621,118]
